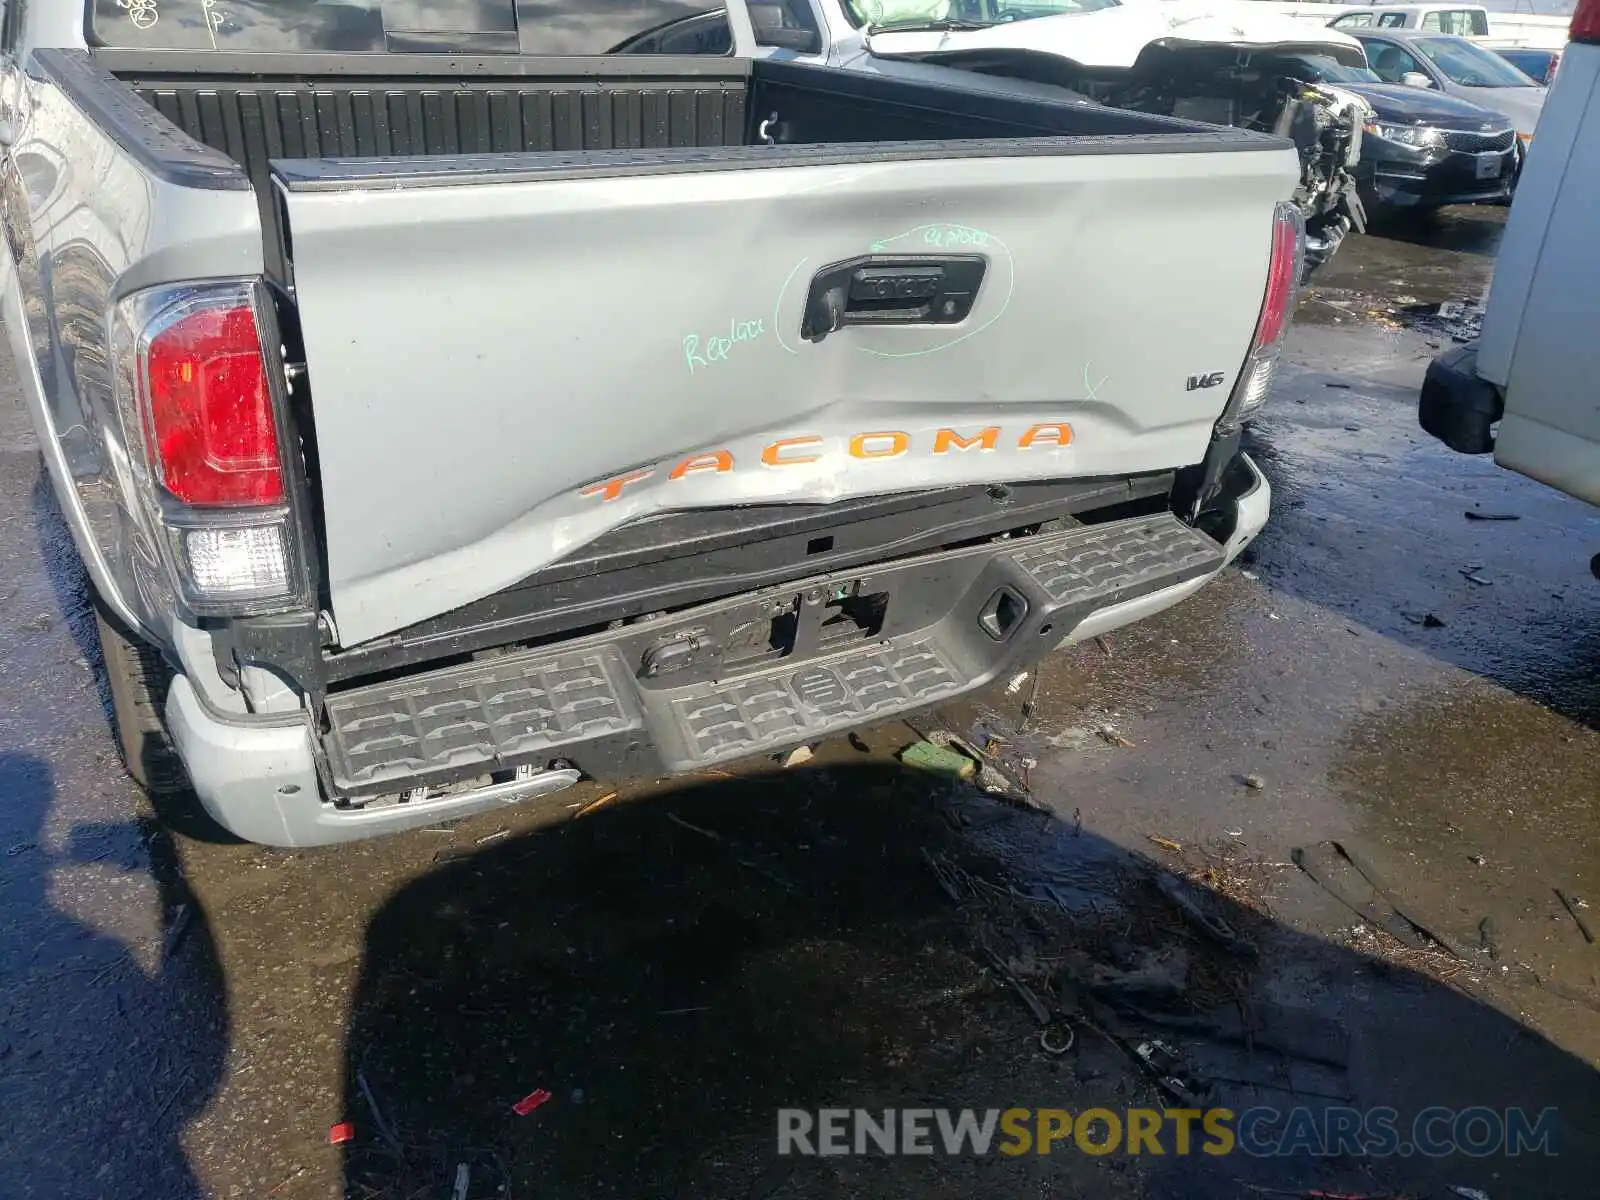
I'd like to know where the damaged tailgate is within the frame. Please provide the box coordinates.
[274,140,1293,646]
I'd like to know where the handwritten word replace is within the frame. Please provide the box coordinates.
[684,317,765,375]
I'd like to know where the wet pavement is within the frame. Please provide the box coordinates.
[2,205,1599,1199]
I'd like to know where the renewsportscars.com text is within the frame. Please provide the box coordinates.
[777,1107,1559,1158]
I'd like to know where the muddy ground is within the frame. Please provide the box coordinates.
[2,207,1597,1200]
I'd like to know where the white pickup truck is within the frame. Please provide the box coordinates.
[1278,3,1570,51]
[2,0,1305,844]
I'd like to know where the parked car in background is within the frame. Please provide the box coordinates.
[1352,30,1547,147]
[1492,45,1561,86]
[1420,0,1600,532]
[1279,54,1517,212]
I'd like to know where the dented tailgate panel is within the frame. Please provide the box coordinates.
[276,145,1293,645]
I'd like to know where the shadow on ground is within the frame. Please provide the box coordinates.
[337,763,1600,1200]
[0,753,228,1198]
[1361,206,1507,259]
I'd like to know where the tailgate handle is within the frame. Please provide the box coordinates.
[800,255,986,344]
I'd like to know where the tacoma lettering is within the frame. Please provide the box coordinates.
[579,423,1072,502]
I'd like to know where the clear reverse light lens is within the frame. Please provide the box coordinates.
[1236,358,1279,416]
[176,524,291,601]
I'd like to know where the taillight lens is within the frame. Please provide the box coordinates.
[1255,208,1302,348]
[113,281,306,617]
[142,302,284,506]
[1573,0,1598,43]
[1229,202,1306,421]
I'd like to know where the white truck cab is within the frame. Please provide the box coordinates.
[1420,0,1600,546]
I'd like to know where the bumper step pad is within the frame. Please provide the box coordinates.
[663,638,964,768]
[1011,515,1222,606]
[321,513,1222,794]
[324,649,642,792]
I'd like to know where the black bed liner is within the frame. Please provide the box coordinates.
[85,48,1270,186]
[72,44,1279,284]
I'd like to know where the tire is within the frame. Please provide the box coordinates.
[95,609,189,795]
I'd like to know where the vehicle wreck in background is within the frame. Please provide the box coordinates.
[854,0,1371,272]
[655,0,1372,273]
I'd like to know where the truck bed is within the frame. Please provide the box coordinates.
[98,48,1214,161]
[44,47,1288,641]
[81,48,1256,281]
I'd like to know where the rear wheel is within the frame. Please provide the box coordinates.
[95,609,189,795]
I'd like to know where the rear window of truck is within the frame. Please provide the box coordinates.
[1420,9,1490,35]
[87,0,748,55]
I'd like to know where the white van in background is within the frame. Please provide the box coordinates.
[1420,0,1600,568]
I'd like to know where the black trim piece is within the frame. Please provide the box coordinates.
[751,55,1267,141]
[214,611,326,701]
[1419,342,1502,455]
[32,49,250,191]
[1174,425,1242,523]
[132,77,752,168]
[262,57,1280,191]
[319,475,1173,686]
[93,49,755,80]
[273,128,1276,190]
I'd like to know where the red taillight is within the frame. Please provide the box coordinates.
[143,302,283,507]
[1573,0,1599,43]
[1226,202,1305,422]
[1255,208,1302,350]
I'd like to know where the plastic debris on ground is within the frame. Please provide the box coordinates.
[782,745,814,768]
[1555,888,1596,944]
[1401,610,1446,629]
[327,1121,355,1145]
[512,1087,553,1116]
[899,740,977,781]
[573,790,618,819]
[1399,297,1485,343]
